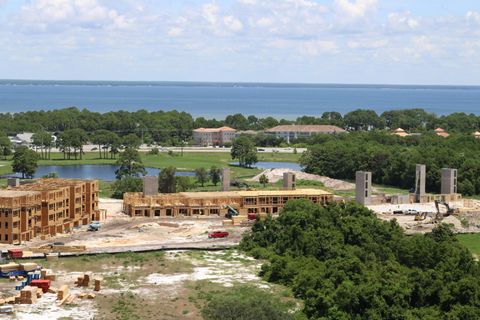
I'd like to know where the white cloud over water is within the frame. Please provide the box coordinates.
[0,0,480,84]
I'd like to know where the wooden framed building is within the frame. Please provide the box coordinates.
[123,189,333,218]
[0,178,100,244]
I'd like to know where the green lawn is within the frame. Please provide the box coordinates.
[457,234,480,256]
[2,151,301,180]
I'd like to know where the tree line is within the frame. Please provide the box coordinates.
[241,200,480,319]
[300,131,480,195]
[2,108,480,147]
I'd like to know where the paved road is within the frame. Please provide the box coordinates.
[46,145,307,154]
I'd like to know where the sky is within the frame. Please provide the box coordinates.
[0,0,480,85]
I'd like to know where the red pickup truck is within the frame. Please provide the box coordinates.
[208,231,229,239]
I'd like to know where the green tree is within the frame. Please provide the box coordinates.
[123,133,142,149]
[259,174,269,187]
[176,176,193,192]
[12,146,39,178]
[0,134,12,160]
[209,166,222,186]
[158,166,177,193]
[195,167,209,187]
[57,128,88,160]
[91,129,112,159]
[231,136,258,168]
[115,147,146,179]
[202,287,294,320]
[112,176,143,199]
[32,130,54,160]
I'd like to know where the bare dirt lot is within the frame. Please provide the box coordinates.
[5,250,297,320]
[368,200,480,234]
[0,198,247,253]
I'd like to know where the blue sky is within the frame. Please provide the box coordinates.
[0,0,480,84]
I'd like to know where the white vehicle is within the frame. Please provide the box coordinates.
[405,209,419,215]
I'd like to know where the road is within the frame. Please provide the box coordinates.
[47,144,307,154]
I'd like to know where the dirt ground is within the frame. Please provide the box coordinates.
[249,168,356,190]
[369,200,480,234]
[0,198,247,253]
[5,250,296,320]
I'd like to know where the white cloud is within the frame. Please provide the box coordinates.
[334,0,377,20]
[223,15,243,32]
[388,12,419,31]
[466,11,480,24]
[18,0,133,32]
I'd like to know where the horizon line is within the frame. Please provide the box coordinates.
[1,78,480,88]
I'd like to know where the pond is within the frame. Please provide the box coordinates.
[230,161,302,171]
[23,165,195,181]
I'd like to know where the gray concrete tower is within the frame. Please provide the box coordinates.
[143,176,158,196]
[222,168,230,192]
[441,168,457,195]
[415,164,426,202]
[283,172,296,190]
[355,171,372,205]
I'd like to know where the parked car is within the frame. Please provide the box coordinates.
[405,209,419,215]
[208,231,229,239]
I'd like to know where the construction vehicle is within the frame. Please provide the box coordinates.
[87,221,101,232]
[434,200,456,220]
[414,212,430,221]
[223,205,239,219]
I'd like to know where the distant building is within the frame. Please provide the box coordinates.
[192,126,236,146]
[9,132,34,147]
[265,125,346,143]
[392,128,410,137]
[473,131,480,139]
[434,128,450,138]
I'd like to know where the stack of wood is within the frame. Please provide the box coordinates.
[57,285,70,302]
[19,286,38,304]
[94,278,101,292]
[75,273,90,287]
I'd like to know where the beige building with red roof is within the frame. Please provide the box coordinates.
[193,126,236,146]
[265,125,346,143]
[434,128,450,138]
[392,128,410,137]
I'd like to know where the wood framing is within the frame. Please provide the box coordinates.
[0,178,100,244]
[123,189,333,218]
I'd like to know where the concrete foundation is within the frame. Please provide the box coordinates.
[441,168,457,195]
[355,171,372,205]
[143,176,158,196]
[283,172,296,190]
[415,164,426,202]
[222,168,230,192]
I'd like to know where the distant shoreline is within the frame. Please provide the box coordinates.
[1,79,479,90]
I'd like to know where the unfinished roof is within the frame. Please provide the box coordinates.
[193,126,236,133]
[265,125,346,133]
[129,188,332,200]
[0,190,40,198]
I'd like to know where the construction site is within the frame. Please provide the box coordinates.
[0,179,101,244]
[0,165,480,317]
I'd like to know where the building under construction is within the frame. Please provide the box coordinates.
[123,188,333,218]
[0,179,99,244]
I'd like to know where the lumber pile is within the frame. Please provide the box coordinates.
[57,285,70,304]
[0,263,20,273]
[19,286,38,304]
[75,273,91,287]
[94,278,102,292]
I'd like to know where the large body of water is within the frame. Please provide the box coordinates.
[0,80,479,118]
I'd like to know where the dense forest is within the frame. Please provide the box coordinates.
[1,107,480,144]
[241,200,480,320]
[300,131,480,195]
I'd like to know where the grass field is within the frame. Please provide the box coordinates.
[457,233,480,256]
[3,151,301,179]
